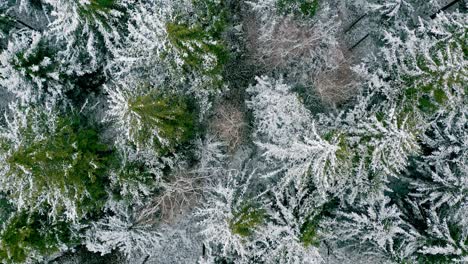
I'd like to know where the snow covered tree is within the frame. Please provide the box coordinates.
[84,200,160,260]
[397,104,468,262]
[167,0,228,82]
[105,82,197,155]
[193,136,227,173]
[106,0,175,80]
[247,76,419,204]
[195,169,266,262]
[251,188,324,264]
[0,0,129,94]
[0,104,113,221]
[367,0,415,21]
[0,31,65,104]
[165,20,228,83]
[0,211,78,264]
[196,162,326,263]
[247,0,342,90]
[357,10,467,127]
[320,194,420,263]
[109,159,160,206]
[247,76,346,208]
[247,76,314,145]
[0,14,15,43]
[413,105,467,211]
[109,0,228,92]
[416,206,468,263]
[332,112,419,201]
[44,0,128,64]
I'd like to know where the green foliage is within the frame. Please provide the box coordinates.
[300,198,338,247]
[166,22,228,78]
[0,15,15,39]
[78,0,120,23]
[396,26,466,119]
[12,39,59,83]
[229,203,266,237]
[164,0,229,88]
[112,161,158,202]
[414,253,465,264]
[299,219,320,247]
[0,196,13,226]
[89,0,116,11]
[323,130,355,169]
[277,0,319,18]
[316,24,466,191]
[0,211,76,264]
[4,113,112,218]
[127,89,196,154]
[191,0,228,37]
[401,79,450,116]
[115,162,155,189]
[413,219,468,264]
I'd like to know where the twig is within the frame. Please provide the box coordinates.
[5,13,41,32]
[344,14,367,34]
[349,33,369,51]
[430,0,461,19]
[141,255,150,264]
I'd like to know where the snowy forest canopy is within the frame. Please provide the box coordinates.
[0,0,466,263]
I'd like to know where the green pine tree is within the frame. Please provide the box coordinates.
[1,110,113,219]
[126,89,197,154]
[0,211,77,264]
[166,22,228,79]
[229,202,266,237]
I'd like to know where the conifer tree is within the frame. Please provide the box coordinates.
[45,0,128,60]
[0,0,466,262]
[0,211,77,264]
[105,82,196,155]
[0,104,113,221]
[84,200,161,259]
[0,32,65,104]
